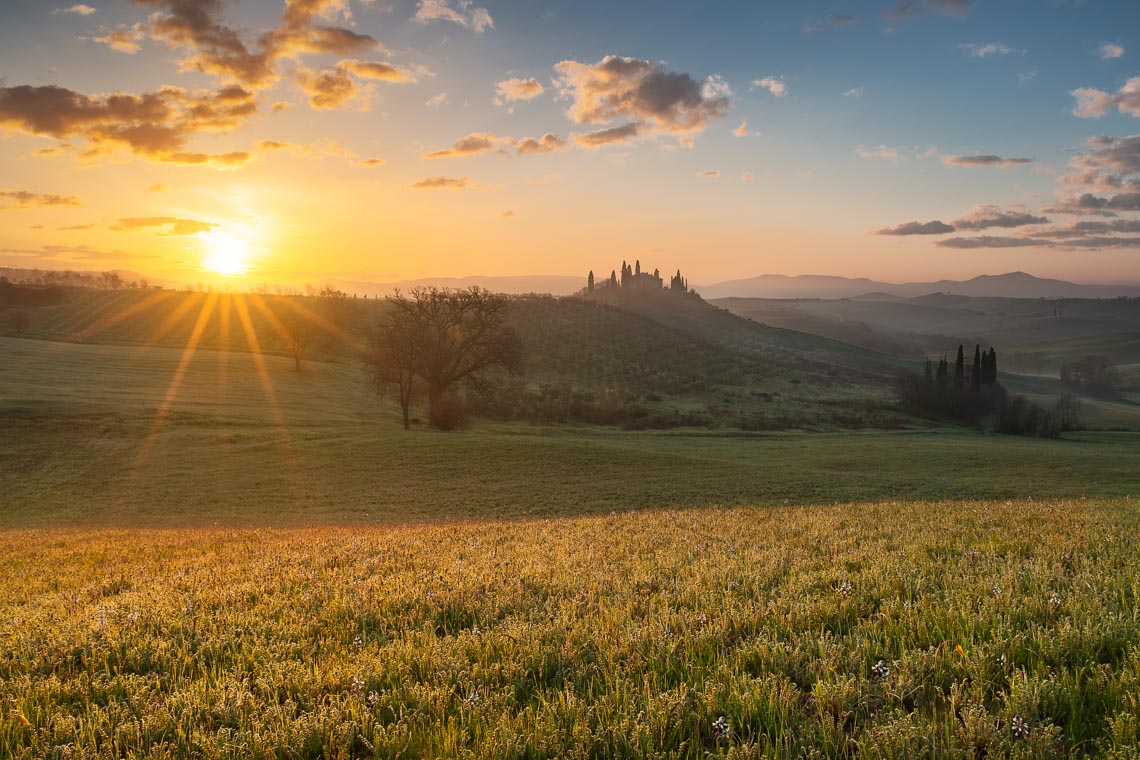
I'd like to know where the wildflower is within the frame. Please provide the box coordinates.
[1049,591,1061,612]
[712,715,732,739]
[997,653,1007,667]
[367,691,380,708]
[353,634,363,648]
[836,580,853,597]
[465,687,481,706]
[351,674,365,695]
[871,660,890,683]
[991,584,1002,598]
[1011,716,1031,739]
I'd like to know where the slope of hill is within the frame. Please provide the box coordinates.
[2,286,907,430]
[700,271,1140,300]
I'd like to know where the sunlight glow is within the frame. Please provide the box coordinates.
[202,232,251,277]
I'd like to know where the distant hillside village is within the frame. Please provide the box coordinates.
[581,260,691,296]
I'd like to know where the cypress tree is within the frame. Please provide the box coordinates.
[988,347,998,384]
[972,344,982,392]
[587,270,594,292]
[954,345,965,387]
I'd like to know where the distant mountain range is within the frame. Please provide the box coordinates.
[696,272,1140,300]
[6,265,1139,301]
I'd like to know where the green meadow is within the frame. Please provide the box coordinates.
[2,290,1140,758]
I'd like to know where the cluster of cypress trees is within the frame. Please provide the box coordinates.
[926,344,998,390]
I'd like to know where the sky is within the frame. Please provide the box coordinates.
[2,0,1140,288]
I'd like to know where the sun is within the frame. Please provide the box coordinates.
[202,232,251,276]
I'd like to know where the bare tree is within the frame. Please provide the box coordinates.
[7,310,31,333]
[272,286,360,371]
[365,287,523,429]
[365,309,422,430]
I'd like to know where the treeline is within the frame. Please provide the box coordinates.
[1060,355,1121,396]
[896,344,1080,438]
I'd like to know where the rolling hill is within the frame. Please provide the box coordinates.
[699,271,1140,300]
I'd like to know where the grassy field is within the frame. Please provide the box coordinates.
[3,335,1139,527]
[3,498,1139,758]
[3,299,1140,757]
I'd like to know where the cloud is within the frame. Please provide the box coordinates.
[133,0,276,88]
[733,121,761,137]
[875,220,955,236]
[0,82,258,167]
[410,175,471,190]
[942,154,1033,168]
[572,122,641,148]
[697,170,720,178]
[146,183,168,192]
[340,59,416,82]
[423,132,508,159]
[528,173,559,184]
[933,235,1051,249]
[951,205,1048,230]
[112,0,392,96]
[356,158,385,168]
[295,66,361,110]
[957,42,1020,58]
[87,24,145,53]
[1098,42,1124,60]
[1070,77,1140,118]
[413,0,493,32]
[554,55,731,142]
[0,244,157,263]
[516,133,565,155]
[295,59,415,110]
[842,87,864,98]
[1043,192,1133,216]
[857,144,933,160]
[495,77,544,106]
[0,190,83,212]
[740,171,755,181]
[1056,134,1140,194]
[1032,218,1140,238]
[500,210,516,219]
[112,217,218,235]
[425,92,448,108]
[53,4,96,15]
[886,0,971,21]
[751,76,787,97]
[58,223,95,231]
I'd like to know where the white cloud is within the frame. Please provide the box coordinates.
[494,77,544,106]
[52,4,96,15]
[1098,42,1125,60]
[957,42,1020,58]
[414,0,493,33]
[751,76,787,97]
[425,92,448,108]
[842,87,864,98]
[733,121,761,138]
[1070,78,1140,119]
